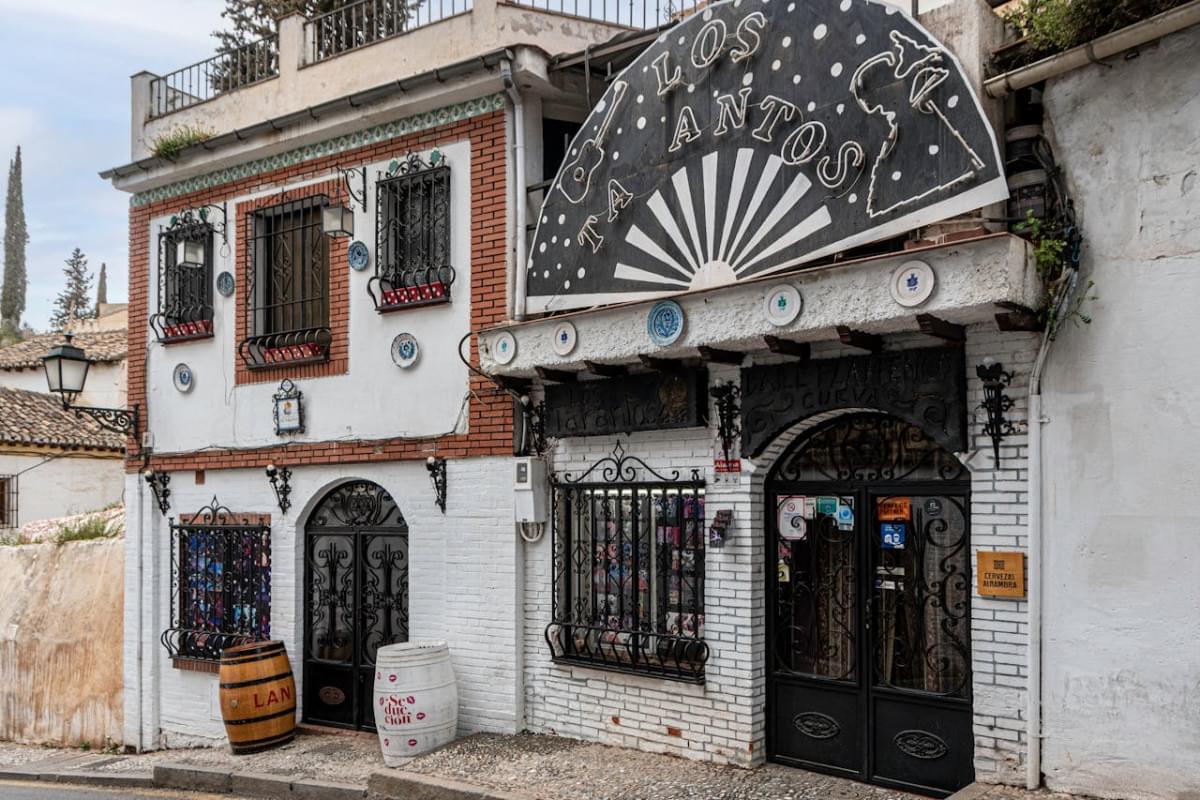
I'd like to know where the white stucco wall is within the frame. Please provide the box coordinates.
[143,139,474,454]
[1038,24,1200,800]
[123,456,520,750]
[0,451,124,527]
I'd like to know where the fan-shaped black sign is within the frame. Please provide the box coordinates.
[526,0,1006,313]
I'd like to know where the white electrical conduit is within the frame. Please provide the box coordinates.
[501,60,529,321]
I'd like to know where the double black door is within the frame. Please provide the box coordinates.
[766,414,974,797]
[303,481,409,731]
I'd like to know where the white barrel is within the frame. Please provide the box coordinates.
[373,641,458,765]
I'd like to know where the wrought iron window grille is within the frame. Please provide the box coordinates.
[425,456,447,513]
[240,195,333,369]
[0,475,17,529]
[144,470,171,515]
[710,381,742,465]
[369,152,455,313]
[546,442,708,683]
[161,497,272,663]
[976,360,1016,463]
[151,209,220,344]
[265,463,292,514]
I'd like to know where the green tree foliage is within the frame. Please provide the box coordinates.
[214,1,344,49]
[2,147,28,334]
[50,248,95,332]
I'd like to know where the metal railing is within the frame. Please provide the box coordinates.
[503,0,705,28]
[150,36,279,119]
[306,0,473,63]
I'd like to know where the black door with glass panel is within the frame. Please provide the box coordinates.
[303,481,408,731]
[767,414,973,797]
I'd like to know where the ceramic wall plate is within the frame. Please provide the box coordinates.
[764,284,803,326]
[216,271,235,297]
[647,300,685,347]
[348,241,370,271]
[551,321,577,356]
[492,331,517,365]
[391,333,420,368]
[890,260,936,307]
[173,363,195,393]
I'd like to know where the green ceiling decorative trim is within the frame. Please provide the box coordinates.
[131,93,506,208]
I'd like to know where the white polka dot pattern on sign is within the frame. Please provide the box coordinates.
[813,23,827,39]
[929,145,940,155]
[948,95,960,108]
[637,117,646,130]
[891,171,902,181]
[830,62,843,77]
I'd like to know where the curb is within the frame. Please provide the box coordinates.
[368,769,535,800]
[947,783,996,800]
[153,763,367,799]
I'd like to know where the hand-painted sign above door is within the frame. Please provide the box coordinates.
[526,0,1006,314]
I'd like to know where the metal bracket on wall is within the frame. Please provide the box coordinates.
[143,469,171,515]
[426,456,447,513]
[265,463,292,514]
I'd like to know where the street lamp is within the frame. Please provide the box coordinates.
[42,333,139,439]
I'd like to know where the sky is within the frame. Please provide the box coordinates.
[0,0,227,331]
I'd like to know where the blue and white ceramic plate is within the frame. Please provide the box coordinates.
[348,240,370,271]
[764,284,803,326]
[216,271,235,297]
[647,300,685,347]
[890,260,936,307]
[173,363,194,393]
[390,333,420,368]
[552,321,577,356]
[492,331,517,365]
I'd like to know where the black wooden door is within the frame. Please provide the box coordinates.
[766,414,974,797]
[303,481,409,731]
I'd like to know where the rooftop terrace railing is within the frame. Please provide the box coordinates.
[306,0,474,63]
[149,36,280,119]
[503,0,704,28]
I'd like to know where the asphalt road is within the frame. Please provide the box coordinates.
[0,782,255,800]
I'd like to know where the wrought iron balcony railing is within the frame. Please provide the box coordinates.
[503,0,704,28]
[306,0,474,63]
[149,36,280,119]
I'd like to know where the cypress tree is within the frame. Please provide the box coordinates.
[1,147,28,334]
[96,262,108,313]
[50,248,94,331]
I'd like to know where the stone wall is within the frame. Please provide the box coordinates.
[0,538,123,745]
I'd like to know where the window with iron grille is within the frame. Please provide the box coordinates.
[546,447,707,682]
[369,153,454,312]
[0,476,17,529]
[150,221,214,343]
[240,195,332,368]
[161,500,271,663]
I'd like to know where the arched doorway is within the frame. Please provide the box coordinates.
[303,480,408,731]
[766,413,973,796]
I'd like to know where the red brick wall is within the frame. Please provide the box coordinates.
[126,110,511,473]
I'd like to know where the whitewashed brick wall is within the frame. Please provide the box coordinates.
[521,329,1040,784]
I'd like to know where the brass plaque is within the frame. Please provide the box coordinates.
[977,551,1026,599]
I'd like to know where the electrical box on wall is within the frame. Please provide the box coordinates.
[513,457,548,524]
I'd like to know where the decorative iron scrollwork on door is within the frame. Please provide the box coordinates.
[893,729,949,760]
[793,711,841,740]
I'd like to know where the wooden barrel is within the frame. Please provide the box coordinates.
[218,640,297,754]
[373,642,458,766]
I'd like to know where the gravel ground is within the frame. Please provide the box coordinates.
[0,742,74,767]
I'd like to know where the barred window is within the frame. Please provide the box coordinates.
[0,475,16,529]
[546,455,707,682]
[370,154,453,312]
[162,501,272,664]
[150,222,214,343]
[240,196,331,368]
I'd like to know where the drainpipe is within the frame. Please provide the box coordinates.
[501,59,529,321]
[1025,269,1077,789]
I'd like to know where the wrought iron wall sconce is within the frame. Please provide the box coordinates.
[322,166,368,238]
[518,395,547,457]
[426,456,447,514]
[337,166,368,211]
[41,333,140,439]
[265,463,292,514]
[977,359,1016,463]
[143,470,171,515]
[710,381,742,466]
[168,203,229,265]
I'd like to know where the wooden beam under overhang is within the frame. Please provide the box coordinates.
[535,367,578,383]
[696,346,745,365]
[492,376,532,394]
[762,336,811,360]
[583,360,629,377]
[836,326,883,353]
[916,313,966,343]
[994,301,1044,332]
[639,355,687,372]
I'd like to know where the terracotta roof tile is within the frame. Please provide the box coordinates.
[0,387,125,452]
[0,330,127,370]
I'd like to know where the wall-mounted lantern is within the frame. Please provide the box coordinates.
[321,204,355,238]
[143,470,171,515]
[976,358,1016,463]
[426,456,447,514]
[42,333,139,438]
[176,238,206,269]
[265,463,292,514]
